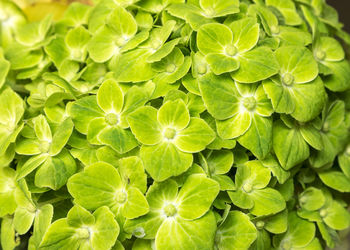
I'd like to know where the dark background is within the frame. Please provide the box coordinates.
[328,1,350,32]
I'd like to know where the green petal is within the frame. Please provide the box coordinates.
[112,49,156,82]
[67,204,95,227]
[199,0,239,17]
[122,187,149,219]
[216,112,252,139]
[314,36,344,62]
[266,0,302,26]
[249,188,286,216]
[175,117,215,153]
[68,96,104,134]
[97,79,124,114]
[205,53,239,75]
[228,17,260,52]
[238,114,272,159]
[323,201,350,230]
[34,149,77,190]
[273,120,310,170]
[262,78,295,115]
[87,27,117,63]
[17,154,49,180]
[289,77,327,122]
[215,211,257,250]
[118,156,147,193]
[67,162,123,212]
[128,106,162,145]
[49,118,74,156]
[231,47,280,83]
[197,23,233,54]
[322,60,350,92]
[275,46,318,84]
[155,212,217,250]
[97,126,138,155]
[33,115,52,143]
[176,174,219,220]
[140,143,193,181]
[107,6,137,39]
[207,150,234,175]
[274,212,315,249]
[157,99,190,130]
[299,187,326,211]
[198,73,240,120]
[15,139,41,155]
[91,206,120,249]
[318,171,350,193]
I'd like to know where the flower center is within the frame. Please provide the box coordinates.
[225,44,238,57]
[116,190,127,204]
[322,121,330,133]
[315,50,326,61]
[282,73,294,86]
[133,227,146,238]
[242,182,253,193]
[197,65,207,75]
[164,128,176,140]
[166,64,176,73]
[164,204,177,217]
[256,221,265,230]
[151,40,162,50]
[346,144,350,156]
[105,113,119,126]
[243,97,257,111]
[270,25,280,34]
[319,208,327,218]
[76,228,90,239]
[39,141,51,153]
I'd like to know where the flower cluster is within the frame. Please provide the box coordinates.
[0,0,350,249]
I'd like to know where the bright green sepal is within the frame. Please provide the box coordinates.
[215,210,257,250]
[273,120,310,170]
[199,0,240,18]
[15,15,52,47]
[67,162,149,219]
[322,60,350,92]
[228,160,286,216]
[237,114,272,159]
[155,212,217,250]
[28,204,54,250]
[34,149,77,190]
[140,142,193,181]
[127,106,162,145]
[318,171,350,193]
[231,46,279,83]
[68,95,104,134]
[0,56,10,88]
[299,187,326,211]
[266,0,302,26]
[0,88,25,155]
[273,212,316,249]
[0,168,18,217]
[176,174,219,220]
[40,205,119,250]
[174,117,215,153]
[157,99,190,130]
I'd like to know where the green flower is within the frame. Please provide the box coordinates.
[15,115,76,190]
[200,74,274,158]
[124,174,219,249]
[228,160,286,216]
[196,18,279,81]
[40,205,119,250]
[68,79,150,154]
[68,158,149,220]
[128,98,215,181]
[263,46,327,122]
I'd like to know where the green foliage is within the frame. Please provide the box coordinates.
[0,0,350,249]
